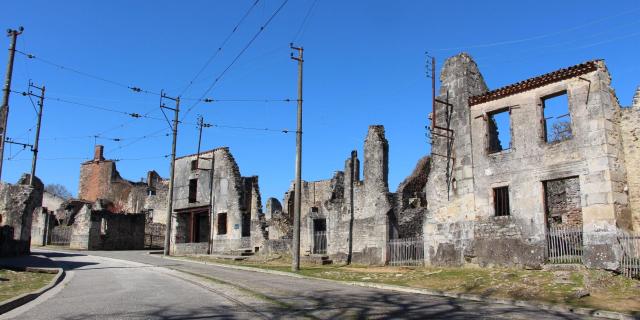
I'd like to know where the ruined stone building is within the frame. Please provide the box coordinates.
[30,145,165,250]
[0,174,43,256]
[424,53,640,269]
[78,145,168,224]
[272,126,426,265]
[169,147,264,255]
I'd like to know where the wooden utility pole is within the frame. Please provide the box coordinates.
[27,81,45,186]
[195,115,211,170]
[290,43,303,271]
[161,90,180,256]
[0,27,24,181]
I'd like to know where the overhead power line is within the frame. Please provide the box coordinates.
[180,0,262,96]
[15,49,161,95]
[291,0,319,42]
[433,6,640,51]
[182,0,291,120]
[11,89,163,121]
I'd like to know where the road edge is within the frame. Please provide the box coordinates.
[160,255,637,320]
[0,266,65,315]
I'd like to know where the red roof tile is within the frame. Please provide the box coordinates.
[469,60,601,106]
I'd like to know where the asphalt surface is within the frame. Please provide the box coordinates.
[2,251,272,320]
[1,249,594,319]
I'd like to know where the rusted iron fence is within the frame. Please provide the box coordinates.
[546,225,583,264]
[313,231,327,254]
[387,237,424,266]
[49,226,72,246]
[618,229,640,279]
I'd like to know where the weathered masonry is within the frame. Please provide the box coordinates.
[36,145,169,250]
[78,145,169,225]
[170,147,265,255]
[0,174,43,256]
[275,125,425,265]
[424,53,640,269]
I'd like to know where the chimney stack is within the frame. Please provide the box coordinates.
[94,145,105,161]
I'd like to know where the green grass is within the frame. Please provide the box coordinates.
[177,255,640,315]
[0,269,55,303]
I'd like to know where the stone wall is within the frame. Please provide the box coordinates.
[424,53,489,266]
[545,177,582,227]
[69,203,144,250]
[621,90,640,230]
[30,207,54,246]
[0,174,43,256]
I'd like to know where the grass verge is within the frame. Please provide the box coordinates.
[178,254,640,315]
[0,268,55,303]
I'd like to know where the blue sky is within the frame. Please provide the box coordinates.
[1,0,639,203]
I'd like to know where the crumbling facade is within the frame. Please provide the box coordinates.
[276,125,424,265]
[424,53,640,269]
[0,174,43,256]
[78,145,169,224]
[170,147,265,255]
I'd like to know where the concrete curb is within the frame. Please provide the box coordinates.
[161,255,638,320]
[0,266,65,315]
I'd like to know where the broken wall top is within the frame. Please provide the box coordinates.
[439,52,488,99]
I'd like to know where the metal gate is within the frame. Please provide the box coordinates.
[546,225,583,264]
[387,237,424,266]
[313,231,327,254]
[49,226,72,246]
[618,229,640,279]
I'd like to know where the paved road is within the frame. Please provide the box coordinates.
[7,249,591,320]
[2,251,275,320]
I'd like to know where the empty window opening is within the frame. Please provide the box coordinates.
[241,212,251,237]
[543,177,582,227]
[543,92,572,143]
[311,206,319,213]
[217,212,227,235]
[190,159,198,171]
[493,186,510,216]
[487,108,511,153]
[188,179,197,203]
[147,187,156,196]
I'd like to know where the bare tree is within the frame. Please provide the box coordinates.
[549,121,572,143]
[44,183,73,199]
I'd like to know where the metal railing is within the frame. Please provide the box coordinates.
[387,237,424,266]
[313,231,327,254]
[546,225,583,264]
[618,229,640,279]
[49,226,72,246]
